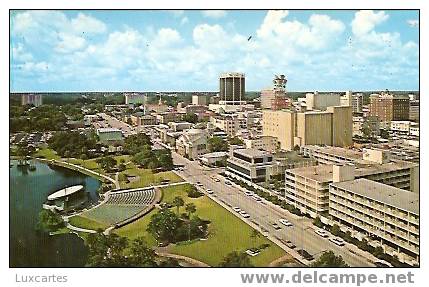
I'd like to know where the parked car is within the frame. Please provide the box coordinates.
[297,249,314,261]
[329,237,345,246]
[233,207,241,212]
[374,261,392,267]
[239,211,250,218]
[279,218,293,227]
[245,191,253,196]
[272,223,281,230]
[225,181,232,185]
[206,188,214,194]
[315,229,329,238]
[284,240,296,249]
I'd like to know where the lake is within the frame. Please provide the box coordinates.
[10,160,101,267]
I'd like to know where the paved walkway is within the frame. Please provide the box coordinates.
[155,251,210,267]
[66,223,97,234]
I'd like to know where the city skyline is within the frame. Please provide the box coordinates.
[10,10,419,92]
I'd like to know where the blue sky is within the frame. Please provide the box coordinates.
[10,10,419,92]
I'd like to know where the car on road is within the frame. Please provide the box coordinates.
[233,207,241,212]
[297,249,314,261]
[225,181,232,185]
[329,237,345,246]
[206,188,214,194]
[374,261,392,267]
[239,210,250,218]
[315,229,329,238]
[245,191,253,196]
[212,177,220,182]
[279,219,293,227]
[272,223,281,230]
[284,240,296,249]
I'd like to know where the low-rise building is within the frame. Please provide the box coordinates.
[199,151,228,166]
[97,128,123,145]
[176,129,208,159]
[210,114,239,137]
[156,112,186,124]
[329,178,419,263]
[226,148,274,182]
[168,122,193,132]
[409,100,419,122]
[243,136,279,152]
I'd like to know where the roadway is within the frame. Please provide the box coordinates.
[171,151,375,267]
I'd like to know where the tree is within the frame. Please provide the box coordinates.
[219,251,253,267]
[86,232,129,267]
[130,237,157,267]
[185,185,203,198]
[310,251,349,267]
[313,216,324,228]
[132,146,154,168]
[293,145,301,152]
[208,136,229,152]
[48,131,96,158]
[380,129,389,139]
[36,209,65,232]
[182,113,198,124]
[96,156,117,172]
[159,258,181,267]
[229,137,244,145]
[147,208,181,243]
[373,246,384,258]
[156,149,174,171]
[123,133,152,155]
[172,196,185,216]
[250,229,261,249]
[330,224,341,236]
[185,203,196,219]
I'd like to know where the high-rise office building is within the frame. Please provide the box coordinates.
[21,94,42,107]
[219,72,245,105]
[369,92,409,122]
[263,106,353,151]
[261,74,290,110]
[306,91,341,111]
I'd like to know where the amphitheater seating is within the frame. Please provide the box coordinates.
[105,188,156,206]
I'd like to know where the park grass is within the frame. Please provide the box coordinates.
[34,148,61,160]
[114,209,157,246]
[68,215,109,231]
[120,167,183,189]
[115,184,286,267]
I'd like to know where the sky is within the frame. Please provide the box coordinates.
[10,10,419,92]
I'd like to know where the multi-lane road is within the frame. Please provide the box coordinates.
[171,151,375,267]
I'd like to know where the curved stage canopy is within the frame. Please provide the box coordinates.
[47,185,84,201]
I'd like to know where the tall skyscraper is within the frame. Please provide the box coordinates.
[219,72,245,105]
[261,74,290,110]
[21,94,42,107]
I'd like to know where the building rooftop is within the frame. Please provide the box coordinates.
[287,161,417,183]
[331,178,419,215]
[97,128,122,133]
[201,151,228,158]
[234,148,271,158]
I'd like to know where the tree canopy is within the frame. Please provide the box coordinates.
[219,251,253,267]
[48,131,97,158]
[208,136,229,152]
[310,251,349,267]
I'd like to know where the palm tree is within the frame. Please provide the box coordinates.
[172,196,184,216]
[185,203,196,219]
[185,203,197,241]
[250,229,261,249]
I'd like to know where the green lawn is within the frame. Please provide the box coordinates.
[34,148,61,160]
[68,215,109,231]
[114,184,286,267]
[114,209,157,246]
[120,167,183,189]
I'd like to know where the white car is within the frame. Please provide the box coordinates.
[240,211,250,218]
[329,237,345,246]
[253,195,262,202]
[279,219,293,227]
[233,207,241,212]
[206,189,214,194]
[245,191,253,196]
[315,229,329,238]
[213,178,220,182]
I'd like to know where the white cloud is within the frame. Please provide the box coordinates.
[202,10,227,18]
[257,11,345,50]
[351,10,389,36]
[153,28,182,47]
[11,43,33,62]
[180,17,189,25]
[257,10,289,38]
[407,19,419,28]
[55,33,87,53]
[70,13,107,34]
